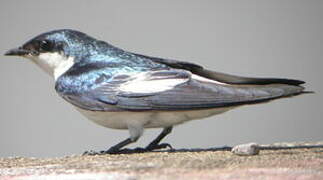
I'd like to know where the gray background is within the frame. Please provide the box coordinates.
[0,0,322,158]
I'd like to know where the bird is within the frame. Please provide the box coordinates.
[4,29,308,154]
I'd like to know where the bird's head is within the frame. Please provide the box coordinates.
[4,29,100,79]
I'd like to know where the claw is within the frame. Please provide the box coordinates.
[145,143,173,151]
[83,147,122,155]
[99,147,124,154]
[83,150,101,156]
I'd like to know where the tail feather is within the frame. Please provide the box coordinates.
[195,69,305,86]
[135,52,306,86]
[132,52,309,101]
[257,84,305,98]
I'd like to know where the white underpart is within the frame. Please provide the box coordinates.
[76,107,233,140]
[27,52,75,80]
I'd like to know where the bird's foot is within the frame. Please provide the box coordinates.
[84,147,124,155]
[145,143,173,151]
[83,150,102,155]
[83,143,173,155]
[83,148,146,155]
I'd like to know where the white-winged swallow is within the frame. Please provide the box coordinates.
[4,29,308,154]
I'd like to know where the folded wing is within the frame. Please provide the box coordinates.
[132,53,305,86]
[57,68,305,111]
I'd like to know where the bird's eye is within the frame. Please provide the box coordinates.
[39,40,53,51]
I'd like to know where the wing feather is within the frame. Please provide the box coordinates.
[132,53,305,86]
[56,54,305,111]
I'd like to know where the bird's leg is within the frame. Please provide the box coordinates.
[103,138,136,154]
[145,126,173,151]
[84,124,144,155]
[84,138,137,155]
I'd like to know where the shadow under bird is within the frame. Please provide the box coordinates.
[4,29,308,154]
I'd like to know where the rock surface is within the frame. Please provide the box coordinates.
[0,142,322,180]
[231,142,260,156]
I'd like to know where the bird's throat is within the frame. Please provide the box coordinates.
[27,52,75,80]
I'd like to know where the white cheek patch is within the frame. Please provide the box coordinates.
[119,72,189,94]
[27,52,75,80]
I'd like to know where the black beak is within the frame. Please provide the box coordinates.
[4,47,32,56]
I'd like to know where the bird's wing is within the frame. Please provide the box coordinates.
[132,53,305,86]
[56,68,304,111]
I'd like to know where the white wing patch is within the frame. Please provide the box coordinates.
[119,71,189,94]
[192,74,228,85]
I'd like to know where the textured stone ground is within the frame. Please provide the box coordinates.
[0,142,322,180]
